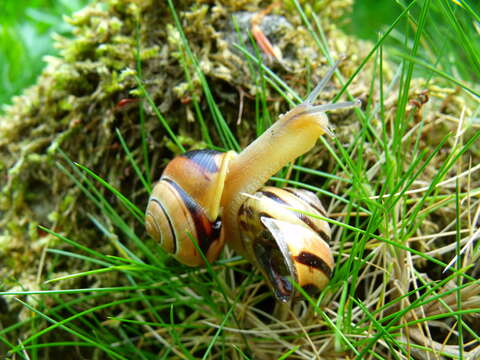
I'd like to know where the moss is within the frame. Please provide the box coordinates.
[0,0,363,279]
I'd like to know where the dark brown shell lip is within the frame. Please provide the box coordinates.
[253,231,294,303]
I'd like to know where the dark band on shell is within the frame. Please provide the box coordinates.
[301,284,321,296]
[182,150,220,174]
[163,178,222,256]
[259,189,330,242]
[294,251,333,278]
[282,188,327,216]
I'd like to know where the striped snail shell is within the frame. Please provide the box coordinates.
[145,149,235,266]
[239,187,333,302]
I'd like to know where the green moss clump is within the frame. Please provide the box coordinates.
[0,0,363,285]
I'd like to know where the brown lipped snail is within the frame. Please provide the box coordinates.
[145,59,360,301]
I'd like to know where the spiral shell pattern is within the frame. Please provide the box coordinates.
[145,150,235,266]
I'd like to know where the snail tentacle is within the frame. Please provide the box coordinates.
[304,58,343,104]
[305,99,362,115]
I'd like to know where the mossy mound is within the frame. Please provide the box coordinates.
[0,0,361,285]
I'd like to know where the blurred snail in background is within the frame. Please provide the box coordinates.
[145,59,360,302]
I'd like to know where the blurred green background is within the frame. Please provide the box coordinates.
[0,0,478,113]
[346,0,480,82]
[0,0,89,109]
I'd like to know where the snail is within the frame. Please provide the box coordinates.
[146,59,360,301]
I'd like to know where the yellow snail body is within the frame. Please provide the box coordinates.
[146,59,360,300]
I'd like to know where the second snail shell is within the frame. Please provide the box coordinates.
[239,187,334,302]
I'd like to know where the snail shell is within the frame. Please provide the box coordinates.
[145,150,235,266]
[239,187,333,302]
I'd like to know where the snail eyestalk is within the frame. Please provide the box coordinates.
[304,58,342,105]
